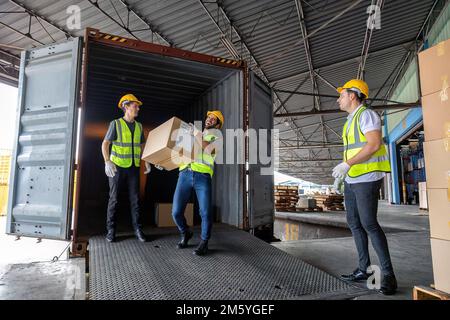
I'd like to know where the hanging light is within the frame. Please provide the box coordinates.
[220,36,240,60]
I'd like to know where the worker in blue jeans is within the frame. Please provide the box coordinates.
[172,110,224,256]
[333,79,397,295]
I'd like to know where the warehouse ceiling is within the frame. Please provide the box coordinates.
[0,0,446,184]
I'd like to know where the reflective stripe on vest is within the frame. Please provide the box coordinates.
[179,133,216,177]
[342,106,391,178]
[110,118,142,168]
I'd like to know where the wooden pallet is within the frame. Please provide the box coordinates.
[275,208,297,212]
[323,206,345,211]
[294,206,323,212]
[413,286,450,300]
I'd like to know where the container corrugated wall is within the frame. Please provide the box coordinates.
[191,71,244,228]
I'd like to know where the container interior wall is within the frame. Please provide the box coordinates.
[76,42,241,238]
[190,72,244,228]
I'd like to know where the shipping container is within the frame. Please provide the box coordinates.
[6,29,274,255]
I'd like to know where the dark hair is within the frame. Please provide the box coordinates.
[346,89,366,103]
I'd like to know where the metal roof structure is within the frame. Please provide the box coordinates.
[0,0,447,184]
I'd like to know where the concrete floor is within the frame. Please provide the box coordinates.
[272,202,433,300]
[0,216,85,300]
[0,202,433,300]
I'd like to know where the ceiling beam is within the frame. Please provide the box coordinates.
[116,0,173,46]
[294,0,330,157]
[357,0,384,79]
[270,40,414,85]
[274,102,419,118]
[197,0,310,161]
[278,144,342,150]
[9,0,74,39]
[0,21,44,45]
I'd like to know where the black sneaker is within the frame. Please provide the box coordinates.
[379,274,397,295]
[177,230,193,249]
[135,229,147,242]
[106,230,115,243]
[340,268,372,282]
[193,240,208,256]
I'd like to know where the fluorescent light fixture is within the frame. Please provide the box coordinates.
[220,36,240,60]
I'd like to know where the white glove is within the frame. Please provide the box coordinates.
[188,122,201,137]
[155,164,164,170]
[105,160,117,178]
[333,177,344,194]
[144,161,151,174]
[332,162,350,179]
[188,122,195,135]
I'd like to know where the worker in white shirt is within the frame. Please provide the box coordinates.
[333,79,396,295]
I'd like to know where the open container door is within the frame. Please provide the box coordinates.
[248,72,274,236]
[6,38,82,240]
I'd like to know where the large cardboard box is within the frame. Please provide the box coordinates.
[423,138,450,189]
[428,189,450,241]
[418,38,450,97]
[155,203,193,227]
[430,238,450,294]
[142,117,194,170]
[422,91,450,141]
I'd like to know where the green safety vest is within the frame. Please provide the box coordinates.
[342,106,391,178]
[110,118,142,168]
[179,133,217,177]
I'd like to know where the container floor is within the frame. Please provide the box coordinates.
[88,224,368,300]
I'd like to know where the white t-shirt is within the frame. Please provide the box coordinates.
[345,105,386,184]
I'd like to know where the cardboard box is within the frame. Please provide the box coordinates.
[428,188,450,241]
[142,117,194,171]
[423,138,450,189]
[422,91,450,141]
[418,38,450,97]
[155,203,193,227]
[430,238,450,294]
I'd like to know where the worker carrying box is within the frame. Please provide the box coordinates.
[142,111,224,256]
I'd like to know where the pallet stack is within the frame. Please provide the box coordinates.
[313,194,345,211]
[418,38,450,294]
[274,186,298,212]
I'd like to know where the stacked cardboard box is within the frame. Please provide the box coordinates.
[142,117,195,171]
[274,186,298,212]
[313,194,345,211]
[155,203,193,227]
[418,38,450,294]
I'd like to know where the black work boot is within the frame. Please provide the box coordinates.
[135,229,147,242]
[379,274,398,295]
[193,240,208,256]
[106,229,115,243]
[177,230,193,249]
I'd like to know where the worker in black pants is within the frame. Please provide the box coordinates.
[101,93,153,243]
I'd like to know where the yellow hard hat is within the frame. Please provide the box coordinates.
[337,79,369,99]
[118,93,143,108]
[207,110,224,129]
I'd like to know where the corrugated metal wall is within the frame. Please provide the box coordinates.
[386,58,420,134]
[427,2,450,46]
[191,71,244,228]
[385,1,450,136]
